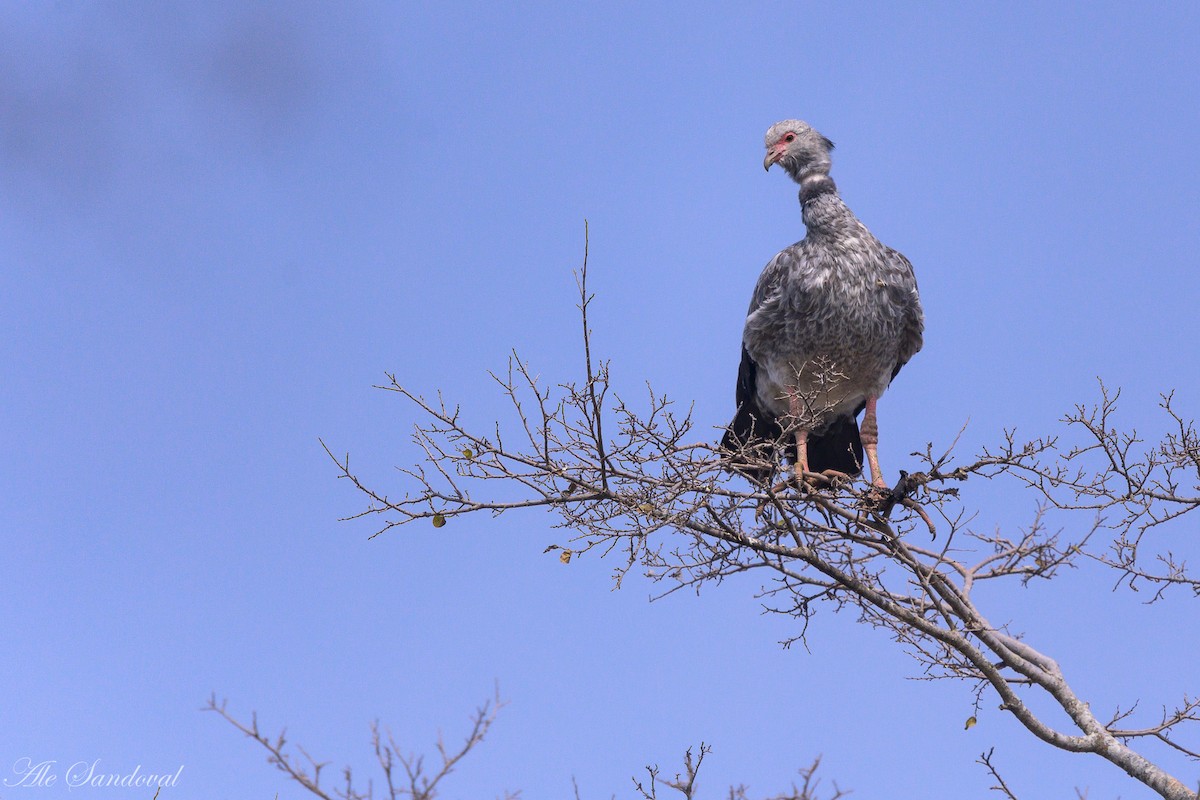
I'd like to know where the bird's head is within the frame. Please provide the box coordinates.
[763,120,835,183]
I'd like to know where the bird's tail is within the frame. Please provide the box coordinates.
[722,406,864,482]
[805,415,863,476]
[721,404,782,484]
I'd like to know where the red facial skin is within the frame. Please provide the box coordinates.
[764,131,796,170]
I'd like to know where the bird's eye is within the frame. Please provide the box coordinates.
[783,132,796,142]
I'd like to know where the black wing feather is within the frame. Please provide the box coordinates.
[721,346,864,480]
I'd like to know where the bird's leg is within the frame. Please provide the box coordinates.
[762,388,833,500]
[860,397,888,489]
[794,427,810,485]
[786,388,823,488]
[759,420,812,516]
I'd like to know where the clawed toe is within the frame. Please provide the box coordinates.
[862,472,937,538]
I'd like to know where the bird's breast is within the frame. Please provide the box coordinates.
[745,257,911,424]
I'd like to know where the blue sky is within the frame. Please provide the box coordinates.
[2,2,1199,798]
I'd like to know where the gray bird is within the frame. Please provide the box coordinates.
[722,120,924,488]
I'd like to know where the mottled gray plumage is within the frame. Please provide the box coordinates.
[722,120,923,484]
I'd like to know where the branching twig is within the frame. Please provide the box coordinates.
[205,690,507,800]
[320,257,1200,800]
[977,748,1020,800]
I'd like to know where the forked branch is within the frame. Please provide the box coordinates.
[205,691,509,800]
[320,235,1199,799]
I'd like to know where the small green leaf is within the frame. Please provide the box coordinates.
[432,513,446,528]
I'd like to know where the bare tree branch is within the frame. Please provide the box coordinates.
[205,690,509,800]
[977,748,1020,800]
[628,745,847,800]
[726,754,849,800]
[317,241,1199,799]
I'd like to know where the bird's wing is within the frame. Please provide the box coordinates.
[722,247,803,454]
[729,249,791,429]
[732,343,759,423]
[743,245,821,350]
[745,245,796,318]
[883,246,925,380]
[721,343,783,482]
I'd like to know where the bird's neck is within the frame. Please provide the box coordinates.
[798,173,837,203]
[798,174,852,234]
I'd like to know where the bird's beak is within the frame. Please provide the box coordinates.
[763,148,782,171]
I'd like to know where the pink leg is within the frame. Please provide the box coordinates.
[795,428,810,484]
[787,389,810,484]
[860,397,888,489]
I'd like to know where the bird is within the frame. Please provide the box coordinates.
[721,120,924,489]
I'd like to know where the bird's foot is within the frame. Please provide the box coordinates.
[771,468,854,497]
[865,470,936,538]
[901,497,937,539]
[865,480,892,505]
[789,464,851,491]
[817,468,854,488]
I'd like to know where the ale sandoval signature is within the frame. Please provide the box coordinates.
[4,758,184,790]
